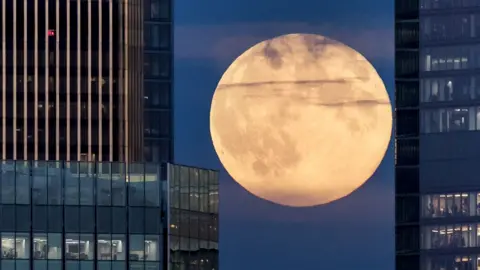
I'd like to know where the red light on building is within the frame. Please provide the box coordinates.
[48,30,55,37]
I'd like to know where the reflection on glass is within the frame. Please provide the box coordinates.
[48,233,62,259]
[97,166,112,205]
[32,161,48,204]
[16,162,30,204]
[129,235,145,261]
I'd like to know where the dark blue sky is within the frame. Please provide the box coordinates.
[173,0,394,269]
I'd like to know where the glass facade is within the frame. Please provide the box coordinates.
[0,160,219,270]
[395,0,420,269]
[168,164,219,270]
[143,0,173,163]
[396,0,480,269]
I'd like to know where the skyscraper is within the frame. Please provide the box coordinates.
[0,159,219,270]
[396,0,480,269]
[143,0,172,162]
[0,0,144,162]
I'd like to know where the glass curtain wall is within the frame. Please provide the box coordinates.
[168,164,219,270]
[143,0,173,162]
[0,160,167,270]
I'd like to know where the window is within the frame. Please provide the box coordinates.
[144,53,170,79]
[112,235,126,260]
[48,206,63,232]
[421,46,471,72]
[47,233,62,259]
[396,139,419,166]
[97,169,112,206]
[65,163,80,205]
[112,208,126,234]
[144,23,170,49]
[420,0,480,9]
[144,111,170,138]
[396,167,419,194]
[15,161,30,204]
[421,107,479,133]
[111,164,126,206]
[1,163,15,203]
[16,205,30,231]
[396,21,419,48]
[65,234,94,260]
[144,82,170,109]
[397,196,419,223]
[65,206,79,233]
[33,205,48,232]
[129,164,145,206]
[129,207,145,233]
[421,15,473,42]
[145,208,161,234]
[145,0,170,20]
[79,207,94,233]
[422,193,475,218]
[396,51,419,77]
[144,235,160,261]
[396,81,419,108]
[145,164,160,206]
[33,234,48,259]
[1,205,15,231]
[129,235,145,261]
[79,174,94,205]
[421,224,477,249]
[1,233,29,259]
[32,162,48,204]
[97,207,112,233]
[420,76,478,103]
[423,254,480,270]
[396,110,419,137]
[47,162,62,205]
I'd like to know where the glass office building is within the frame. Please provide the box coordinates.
[0,0,144,162]
[0,160,219,270]
[396,0,480,269]
[143,0,173,162]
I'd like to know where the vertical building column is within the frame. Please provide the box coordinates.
[55,0,60,160]
[2,0,6,160]
[87,0,92,161]
[123,0,129,162]
[66,0,71,161]
[34,0,38,160]
[23,0,28,160]
[109,0,113,162]
[77,0,81,161]
[13,0,17,160]
[98,0,103,161]
[44,0,49,160]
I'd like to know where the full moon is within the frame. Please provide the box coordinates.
[209,33,392,207]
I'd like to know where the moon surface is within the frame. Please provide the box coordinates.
[209,33,392,207]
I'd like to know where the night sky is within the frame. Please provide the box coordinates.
[173,0,394,269]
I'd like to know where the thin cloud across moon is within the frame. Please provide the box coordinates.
[209,33,392,207]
